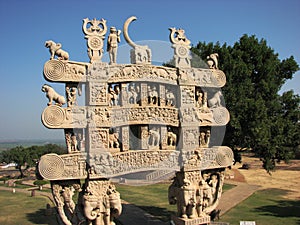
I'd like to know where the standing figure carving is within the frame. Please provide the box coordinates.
[108,85,120,106]
[148,85,158,105]
[107,27,121,64]
[166,88,176,107]
[128,84,139,105]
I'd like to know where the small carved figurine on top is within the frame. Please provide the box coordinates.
[169,28,191,46]
[207,53,219,70]
[107,27,121,64]
[45,40,69,60]
[42,84,66,106]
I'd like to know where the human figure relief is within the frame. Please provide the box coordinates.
[148,85,158,105]
[107,27,121,64]
[108,85,120,106]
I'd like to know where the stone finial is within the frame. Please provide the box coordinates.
[45,40,69,60]
[169,28,191,46]
[123,16,152,64]
[207,53,219,69]
[82,18,108,63]
[169,28,191,68]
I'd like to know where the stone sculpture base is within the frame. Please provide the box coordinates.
[171,214,210,225]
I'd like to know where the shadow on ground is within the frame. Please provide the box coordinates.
[253,188,300,224]
[27,208,58,225]
[254,198,300,219]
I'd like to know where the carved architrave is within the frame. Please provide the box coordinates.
[108,65,178,85]
[179,68,226,88]
[42,105,87,129]
[44,60,87,82]
[110,106,179,127]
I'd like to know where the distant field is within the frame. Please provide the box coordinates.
[0,140,65,151]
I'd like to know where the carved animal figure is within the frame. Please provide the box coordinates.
[208,91,222,108]
[168,178,196,219]
[42,84,66,106]
[167,131,177,146]
[207,53,219,70]
[45,40,69,60]
[148,128,160,147]
[109,133,120,148]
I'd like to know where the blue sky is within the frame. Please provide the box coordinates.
[0,0,299,140]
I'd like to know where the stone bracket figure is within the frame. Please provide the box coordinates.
[42,84,66,106]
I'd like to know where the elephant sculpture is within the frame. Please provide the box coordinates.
[168,178,197,219]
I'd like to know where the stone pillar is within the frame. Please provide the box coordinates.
[161,126,168,150]
[121,126,129,151]
[140,83,148,106]
[121,83,128,106]
[159,84,166,106]
[140,125,149,149]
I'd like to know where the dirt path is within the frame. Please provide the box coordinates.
[233,156,300,199]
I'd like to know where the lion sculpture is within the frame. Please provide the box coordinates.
[42,84,66,106]
[45,40,69,60]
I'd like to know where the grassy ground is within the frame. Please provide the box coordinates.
[0,190,57,225]
[1,182,299,224]
[115,182,235,221]
[219,188,300,225]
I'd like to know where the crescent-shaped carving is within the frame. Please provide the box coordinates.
[169,27,177,44]
[123,16,138,48]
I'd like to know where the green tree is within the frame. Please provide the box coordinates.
[192,34,300,171]
[0,144,65,178]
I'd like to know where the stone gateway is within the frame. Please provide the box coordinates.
[37,16,233,225]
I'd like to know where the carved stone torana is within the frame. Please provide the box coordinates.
[38,16,233,225]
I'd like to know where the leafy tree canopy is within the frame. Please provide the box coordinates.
[192,34,300,171]
[0,144,65,178]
